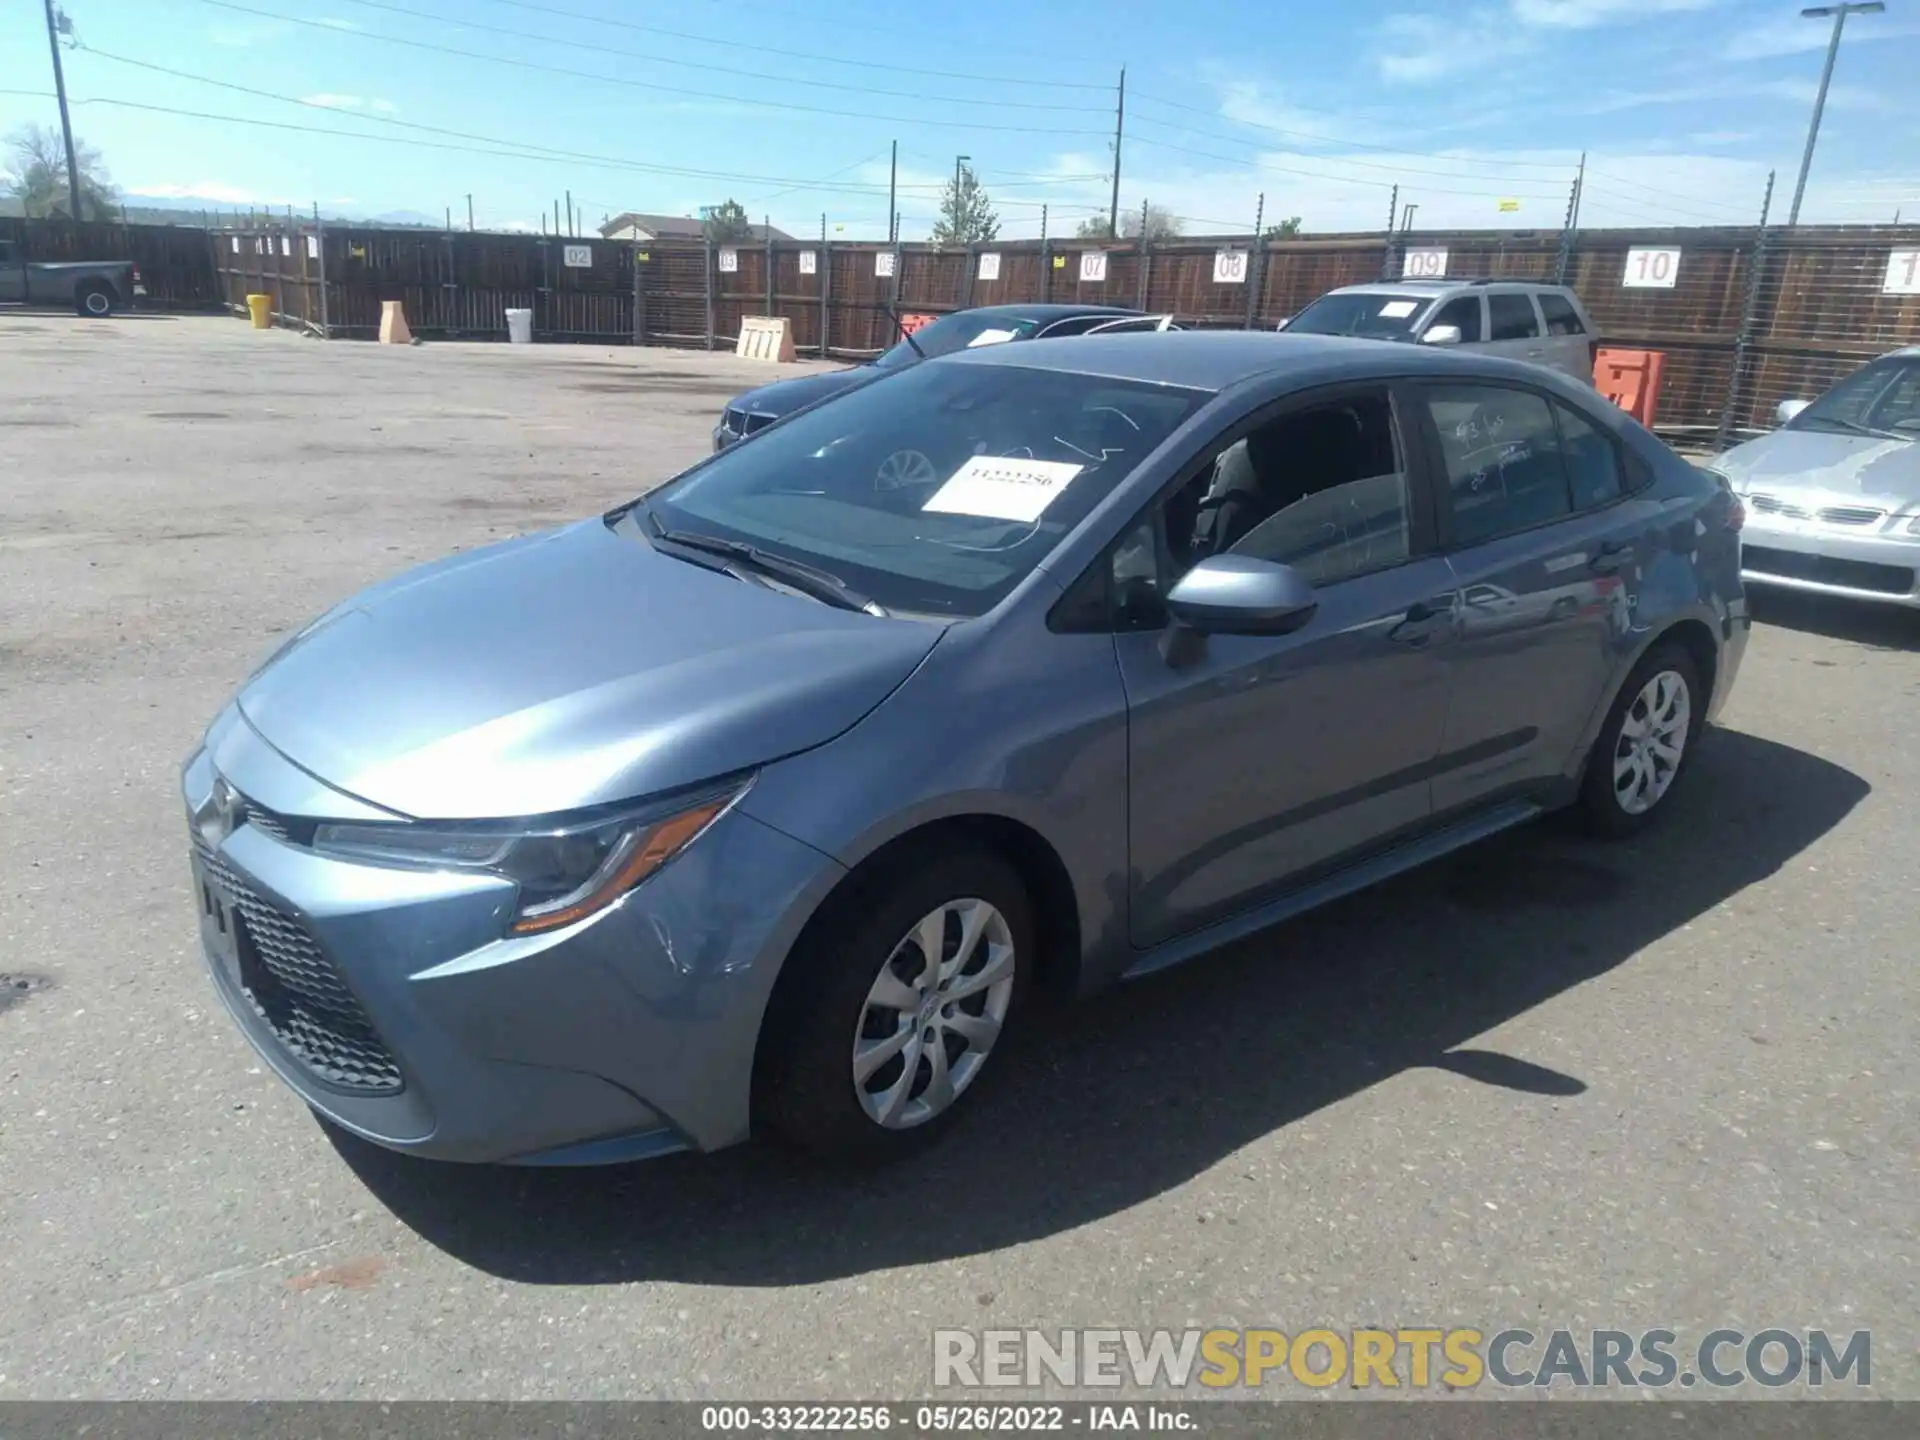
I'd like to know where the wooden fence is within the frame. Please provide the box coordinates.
[12,213,1919,443]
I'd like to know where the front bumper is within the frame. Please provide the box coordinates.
[181,708,844,1164]
[1738,509,1920,608]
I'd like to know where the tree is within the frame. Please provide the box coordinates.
[1075,215,1115,239]
[3,124,116,220]
[1124,203,1184,241]
[702,198,753,244]
[930,164,999,245]
[1264,216,1304,239]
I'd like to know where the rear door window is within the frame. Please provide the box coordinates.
[1422,384,1572,545]
[1539,293,1587,336]
[1488,294,1543,341]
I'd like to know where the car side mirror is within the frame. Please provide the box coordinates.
[1421,324,1463,347]
[1273,316,1292,331]
[1163,555,1318,637]
[1776,398,1811,424]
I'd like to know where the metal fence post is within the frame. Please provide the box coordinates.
[1040,204,1052,304]
[1716,169,1777,452]
[703,232,715,351]
[1381,185,1399,281]
[632,241,647,346]
[963,244,976,310]
[765,230,775,317]
[820,231,832,359]
[315,218,330,338]
[1244,193,1265,329]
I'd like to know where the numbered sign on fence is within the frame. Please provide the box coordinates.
[1401,247,1448,278]
[875,250,896,278]
[1623,247,1681,288]
[563,244,593,269]
[305,235,319,259]
[978,252,1001,282]
[1213,249,1249,285]
[798,250,817,276]
[716,247,738,274]
[1883,249,1920,295]
[1079,251,1108,284]
[280,236,291,256]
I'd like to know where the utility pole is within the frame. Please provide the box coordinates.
[466,194,474,231]
[1400,203,1419,232]
[1789,3,1883,226]
[41,0,84,222]
[1108,66,1126,239]
[566,189,574,237]
[887,140,897,244]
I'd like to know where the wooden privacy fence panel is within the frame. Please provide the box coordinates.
[29,216,1920,443]
[0,216,223,309]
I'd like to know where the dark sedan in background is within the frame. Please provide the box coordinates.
[713,303,1173,451]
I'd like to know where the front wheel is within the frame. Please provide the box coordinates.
[1577,642,1703,837]
[755,846,1031,1159]
[75,284,116,318]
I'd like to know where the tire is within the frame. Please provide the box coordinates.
[755,845,1033,1160]
[1576,641,1704,838]
[75,284,115,318]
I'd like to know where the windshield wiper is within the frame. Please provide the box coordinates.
[1799,415,1903,440]
[646,514,886,616]
[886,300,928,361]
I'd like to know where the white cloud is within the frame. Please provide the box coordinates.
[1687,130,1753,146]
[208,21,286,47]
[1512,0,1718,27]
[300,93,399,114]
[1725,10,1919,61]
[126,182,293,205]
[1376,10,1533,83]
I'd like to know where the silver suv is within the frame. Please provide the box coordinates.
[1278,279,1599,382]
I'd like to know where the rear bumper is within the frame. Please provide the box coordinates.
[1739,515,1920,609]
[181,709,845,1164]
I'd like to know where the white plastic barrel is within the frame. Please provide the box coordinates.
[505,308,533,345]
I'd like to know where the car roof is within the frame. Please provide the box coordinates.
[943,328,1555,392]
[963,302,1140,321]
[1324,279,1574,298]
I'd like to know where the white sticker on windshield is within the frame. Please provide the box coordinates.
[922,456,1084,523]
[966,328,1019,348]
[1379,300,1419,318]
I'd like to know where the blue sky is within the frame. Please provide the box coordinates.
[3,0,1917,239]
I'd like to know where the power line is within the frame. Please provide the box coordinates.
[1127,87,1580,172]
[321,0,1109,112]
[1125,112,1572,194]
[464,0,1113,90]
[190,0,1112,136]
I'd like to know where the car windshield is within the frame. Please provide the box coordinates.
[641,358,1209,618]
[1787,359,1920,439]
[872,311,1047,368]
[1285,291,1431,340]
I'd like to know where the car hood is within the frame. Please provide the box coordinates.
[730,365,887,419]
[235,519,942,820]
[1715,428,1920,505]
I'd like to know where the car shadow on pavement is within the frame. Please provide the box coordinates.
[328,727,1868,1286]
[1749,589,1920,652]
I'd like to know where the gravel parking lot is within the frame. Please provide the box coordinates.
[2,312,1915,1401]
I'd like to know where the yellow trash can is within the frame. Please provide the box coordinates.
[245,293,272,329]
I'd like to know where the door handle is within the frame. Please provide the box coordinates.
[1387,598,1452,646]
[1589,539,1635,572]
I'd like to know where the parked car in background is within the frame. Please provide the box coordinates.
[0,237,144,316]
[1276,279,1598,383]
[182,331,1746,1170]
[712,303,1176,452]
[1713,345,1920,609]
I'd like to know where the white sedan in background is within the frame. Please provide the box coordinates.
[1714,346,1920,610]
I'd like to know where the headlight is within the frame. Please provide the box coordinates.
[312,782,745,934]
[1907,516,1920,535]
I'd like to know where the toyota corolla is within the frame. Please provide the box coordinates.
[183,331,1748,1167]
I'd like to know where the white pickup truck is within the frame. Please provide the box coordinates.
[0,236,145,316]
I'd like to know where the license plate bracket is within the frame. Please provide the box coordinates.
[190,855,244,987]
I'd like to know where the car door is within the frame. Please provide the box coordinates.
[1537,291,1596,381]
[0,239,25,303]
[1483,290,1550,371]
[1108,380,1460,949]
[1410,379,1657,816]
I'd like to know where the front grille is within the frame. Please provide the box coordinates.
[1748,495,1888,528]
[193,834,403,1093]
[1817,505,1886,527]
[1742,545,1915,597]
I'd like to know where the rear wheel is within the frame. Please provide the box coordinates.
[1577,642,1702,837]
[75,284,116,318]
[755,846,1031,1159]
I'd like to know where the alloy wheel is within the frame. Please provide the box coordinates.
[1612,669,1691,816]
[852,898,1015,1129]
